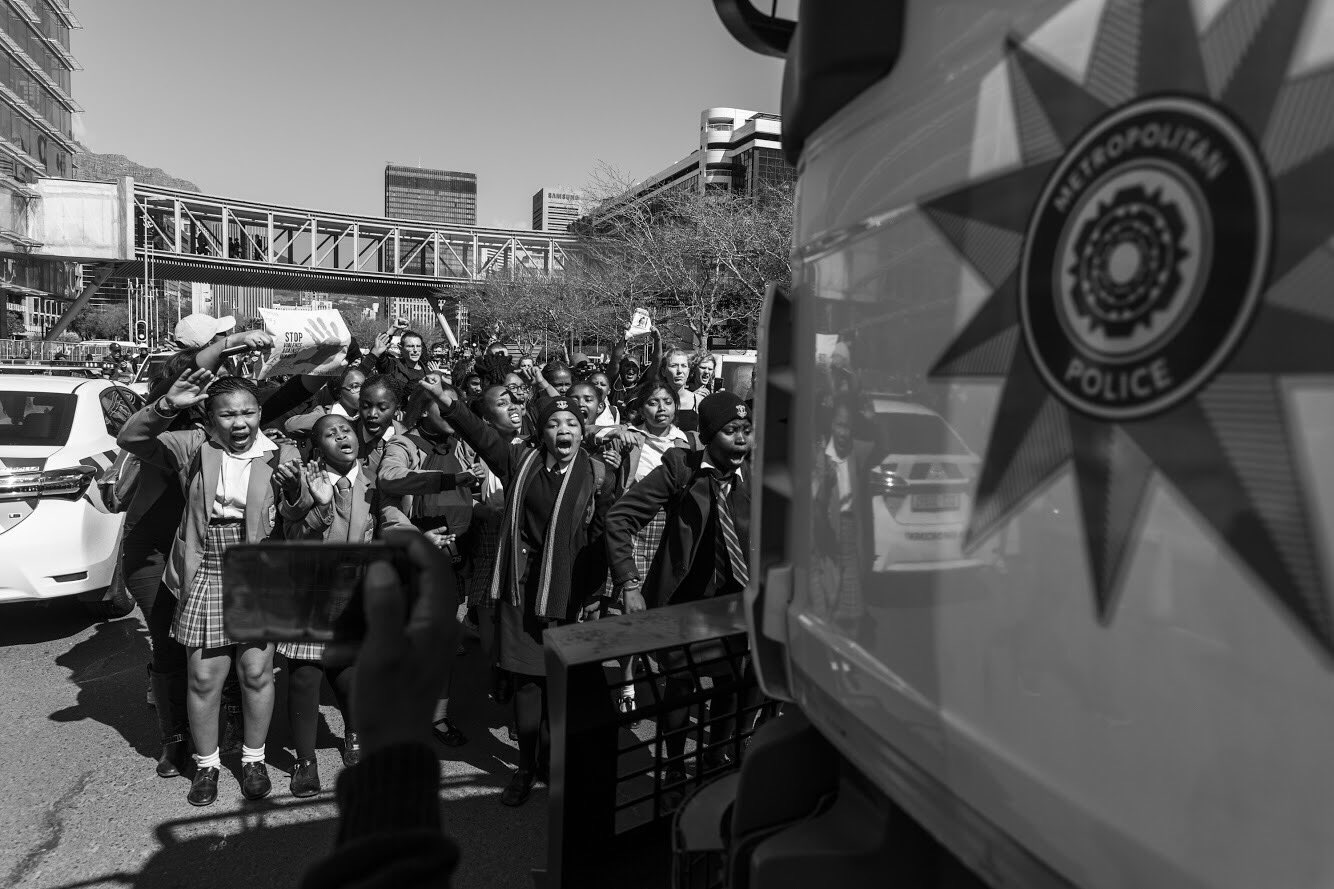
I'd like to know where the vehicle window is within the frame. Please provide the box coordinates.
[0,391,76,445]
[99,388,137,436]
[872,411,970,455]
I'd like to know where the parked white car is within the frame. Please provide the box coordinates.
[0,375,142,617]
[865,396,1003,572]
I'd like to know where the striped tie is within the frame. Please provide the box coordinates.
[712,473,749,590]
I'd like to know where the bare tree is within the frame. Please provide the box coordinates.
[578,166,792,348]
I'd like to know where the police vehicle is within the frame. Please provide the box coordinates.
[703,1,1334,887]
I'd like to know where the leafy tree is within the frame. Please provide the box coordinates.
[69,304,129,340]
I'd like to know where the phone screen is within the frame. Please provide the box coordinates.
[222,542,416,644]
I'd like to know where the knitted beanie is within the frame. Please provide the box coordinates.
[698,391,750,443]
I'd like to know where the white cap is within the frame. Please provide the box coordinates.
[173,314,236,349]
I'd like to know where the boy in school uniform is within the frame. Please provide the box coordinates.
[605,392,754,785]
[276,412,412,797]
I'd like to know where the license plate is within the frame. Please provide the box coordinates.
[912,493,961,512]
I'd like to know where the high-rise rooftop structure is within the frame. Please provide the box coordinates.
[0,0,81,339]
[532,188,585,233]
[587,108,791,223]
[384,164,477,227]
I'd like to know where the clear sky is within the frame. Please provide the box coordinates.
[72,0,785,229]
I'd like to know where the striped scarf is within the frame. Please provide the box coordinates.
[488,449,593,621]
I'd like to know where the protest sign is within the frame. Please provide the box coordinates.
[626,307,652,339]
[256,307,350,379]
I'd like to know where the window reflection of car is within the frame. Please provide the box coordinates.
[0,376,142,618]
[864,396,1002,572]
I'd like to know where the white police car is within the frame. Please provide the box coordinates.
[0,375,142,617]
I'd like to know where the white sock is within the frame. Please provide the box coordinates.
[194,748,221,770]
[241,744,265,765]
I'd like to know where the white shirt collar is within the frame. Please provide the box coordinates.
[325,462,360,487]
[544,452,573,474]
[825,438,847,463]
[329,402,352,418]
[642,424,689,444]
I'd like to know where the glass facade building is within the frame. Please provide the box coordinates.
[384,165,477,227]
[0,0,80,340]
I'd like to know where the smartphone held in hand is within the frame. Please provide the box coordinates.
[222,542,418,644]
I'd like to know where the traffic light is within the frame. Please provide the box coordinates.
[134,320,148,342]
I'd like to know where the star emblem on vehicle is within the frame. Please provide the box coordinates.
[925,0,1334,653]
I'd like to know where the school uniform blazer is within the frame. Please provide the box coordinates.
[117,401,308,597]
[279,467,412,540]
[442,396,619,619]
[605,448,751,608]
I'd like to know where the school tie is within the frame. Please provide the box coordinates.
[711,471,749,591]
[331,475,354,542]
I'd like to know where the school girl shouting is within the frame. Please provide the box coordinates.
[117,369,308,807]
[417,375,619,807]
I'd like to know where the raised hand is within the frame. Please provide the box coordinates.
[417,374,454,409]
[370,331,393,357]
[304,462,334,505]
[232,329,275,351]
[164,368,214,410]
[273,459,303,496]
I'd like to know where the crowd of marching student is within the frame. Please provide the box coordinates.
[112,311,753,815]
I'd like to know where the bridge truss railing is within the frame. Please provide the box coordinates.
[131,184,575,284]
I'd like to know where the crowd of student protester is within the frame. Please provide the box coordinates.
[111,312,750,824]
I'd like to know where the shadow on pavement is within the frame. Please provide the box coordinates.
[0,599,103,647]
[41,784,546,889]
[48,617,157,759]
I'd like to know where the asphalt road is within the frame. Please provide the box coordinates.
[0,599,546,889]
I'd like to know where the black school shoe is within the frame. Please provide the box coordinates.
[188,766,219,807]
[290,759,320,798]
[500,769,537,807]
[241,762,272,800]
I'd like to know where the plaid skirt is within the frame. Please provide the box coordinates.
[172,522,245,649]
[632,508,667,579]
[278,639,325,662]
[602,508,668,617]
[834,512,864,623]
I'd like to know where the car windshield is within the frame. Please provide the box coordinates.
[0,391,76,446]
[872,410,971,456]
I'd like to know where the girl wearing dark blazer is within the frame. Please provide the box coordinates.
[605,392,754,787]
[118,370,309,808]
[418,375,619,807]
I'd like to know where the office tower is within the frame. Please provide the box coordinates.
[0,0,80,339]
[384,164,477,227]
[532,188,585,233]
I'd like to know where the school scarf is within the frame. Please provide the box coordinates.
[489,448,593,621]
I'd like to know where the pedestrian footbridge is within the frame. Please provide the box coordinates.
[14,177,576,336]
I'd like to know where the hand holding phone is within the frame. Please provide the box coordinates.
[334,531,458,755]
